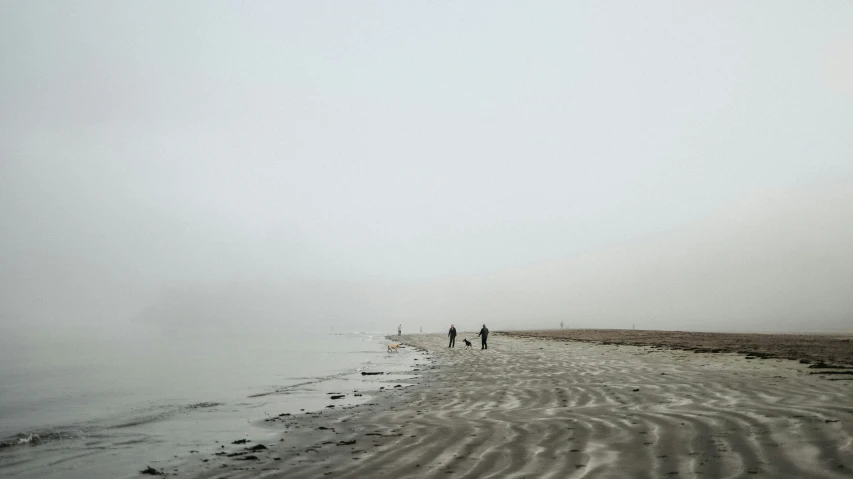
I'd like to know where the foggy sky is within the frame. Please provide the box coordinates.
[2,1,852,335]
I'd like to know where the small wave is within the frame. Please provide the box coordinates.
[187,401,222,409]
[111,418,155,428]
[0,401,230,452]
[107,406,175,429]
[111,401,224,428]
[0,431,69,449]
[248,367,364,398]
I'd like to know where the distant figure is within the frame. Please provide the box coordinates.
[420,326,423,333]
[398,324,401,336]
[448,324,457,348]
[560,321,564,330]
[477,324,489,350]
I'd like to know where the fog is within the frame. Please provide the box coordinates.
[2,2,852,337]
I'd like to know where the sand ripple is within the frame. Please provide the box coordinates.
[198,333,853,478]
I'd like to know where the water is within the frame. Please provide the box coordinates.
[0,322,415,478]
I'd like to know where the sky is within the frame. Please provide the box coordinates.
[1,1,852,336]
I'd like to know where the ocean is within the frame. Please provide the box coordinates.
[0,322,416,478]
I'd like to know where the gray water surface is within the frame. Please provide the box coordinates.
[0,322,414,478]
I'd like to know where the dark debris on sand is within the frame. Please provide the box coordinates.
[504,330,853,367]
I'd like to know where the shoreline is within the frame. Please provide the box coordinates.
[183,331,853,478]
[182,337,440,478]
[0,332,422,479]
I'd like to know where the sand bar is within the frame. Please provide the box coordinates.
[189,331,853,478]
[505,329,853,366]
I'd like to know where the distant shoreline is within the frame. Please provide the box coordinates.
[501,328,853,366]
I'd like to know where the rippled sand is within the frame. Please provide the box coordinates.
[192,332,853,478]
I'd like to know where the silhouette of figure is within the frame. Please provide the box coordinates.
[477,324,489,349]
[448,324,457,347]
[398,324,401,336]
[560,321,564,330]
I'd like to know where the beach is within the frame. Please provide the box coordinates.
[185,330,853,478]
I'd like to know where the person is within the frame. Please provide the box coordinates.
[448,324,457,348]
[477,324,489,350]
[560,321,564,330]
[398,324,401,336]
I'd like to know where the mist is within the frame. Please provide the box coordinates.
[2,1,852,337]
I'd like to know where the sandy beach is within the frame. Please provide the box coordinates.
[187,331,853,478]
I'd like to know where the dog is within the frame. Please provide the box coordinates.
[387,343,400,353]
[462,338,473,349]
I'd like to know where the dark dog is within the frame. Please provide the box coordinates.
[463,338,473,349]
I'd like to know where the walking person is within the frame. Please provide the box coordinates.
[398,324,401,336]
[448,324,457,348]
[477,324,489,350]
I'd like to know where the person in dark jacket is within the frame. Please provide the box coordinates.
[448,324,457,348]
[477,324,489,349]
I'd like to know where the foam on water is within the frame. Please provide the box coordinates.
[0,434,42,448]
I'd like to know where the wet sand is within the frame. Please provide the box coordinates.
[188,331,853,478]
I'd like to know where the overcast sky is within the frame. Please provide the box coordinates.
[1,1,852,335]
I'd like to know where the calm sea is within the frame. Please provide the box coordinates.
[0,322,415,478]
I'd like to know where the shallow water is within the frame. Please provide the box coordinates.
[0,322,414,478]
